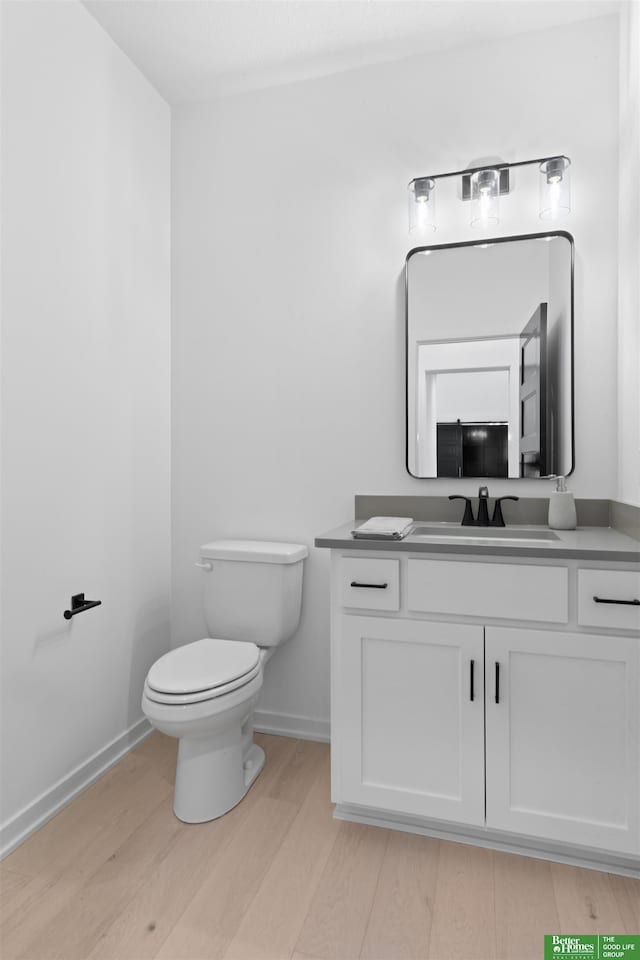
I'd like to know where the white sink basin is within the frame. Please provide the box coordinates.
[410,525,561,544]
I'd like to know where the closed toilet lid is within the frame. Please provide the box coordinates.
[147,638,260,696]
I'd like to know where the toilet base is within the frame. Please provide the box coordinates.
[143,674,264,824]
[173,738,265,823]
[173,727,265,824]
[243,742,266,790]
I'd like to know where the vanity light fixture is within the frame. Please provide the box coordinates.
[470,169,500,229]
[407,154,571,234]
[408,177,436,233]
[539,156,571,220]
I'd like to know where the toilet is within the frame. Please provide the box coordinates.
[142,539,307,823]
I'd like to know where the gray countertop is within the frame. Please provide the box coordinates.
[315,522,640,563]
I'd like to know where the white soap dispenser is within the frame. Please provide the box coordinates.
[548,476,577,530]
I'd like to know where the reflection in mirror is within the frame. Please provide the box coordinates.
[406,233,573,479]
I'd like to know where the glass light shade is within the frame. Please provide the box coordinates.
[539,157,571,220]
[470,169,499,228]
[408,178,436,234]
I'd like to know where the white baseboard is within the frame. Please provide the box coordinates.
[1,711,329,860]
[334,804,640,879]
[0,717,152,861]
[253,709,330,743]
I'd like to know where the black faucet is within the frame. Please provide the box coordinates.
[448,494,475,526]
[449,488,520,527]
[477,486,490,525]
[492,495,520,527]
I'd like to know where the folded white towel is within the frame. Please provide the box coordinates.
[351,516,414,540]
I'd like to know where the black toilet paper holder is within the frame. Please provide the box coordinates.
[63,593,102,620]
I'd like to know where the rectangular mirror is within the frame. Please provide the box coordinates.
[406,232,574,479]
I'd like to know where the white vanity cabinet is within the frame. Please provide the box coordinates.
[484,627,638,853]
[338,616,484,825]
[329,550,640,872]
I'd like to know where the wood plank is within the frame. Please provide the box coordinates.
[428,840,497,960]
[265,739,329,806]
[2,751,172,883]
[2,732,296,960]
[0,873,79,960]
[0,868,58,959]
[293,821,389,960]
[6,800,184,960]
[1,753,173,959]
[551,863,627,934]
[134,731,177,784]
[223,753,339,960]
[493,850,560,960]
[360,830,439,960]
[0,868,33,923]
[154,796,299,960]
[606,875,640,934]
[3,730,636,960]
[87,734,301,960]
[86,803,250,960]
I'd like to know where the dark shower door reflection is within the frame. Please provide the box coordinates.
[437,421,508,478]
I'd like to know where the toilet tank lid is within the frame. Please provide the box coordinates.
[200,539,308,564]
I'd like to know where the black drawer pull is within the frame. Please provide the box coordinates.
[350,581,388,589]
[470,660,475,702]
[593,596,640,606]
[495,662,500,704]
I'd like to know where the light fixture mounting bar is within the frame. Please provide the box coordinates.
[462,168,510,200]
[409,155,570,194]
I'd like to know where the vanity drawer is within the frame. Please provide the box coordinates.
[578,569,640,631]
[339,558,400,611]
[407,559,568,623]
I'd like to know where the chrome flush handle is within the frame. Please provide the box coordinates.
[194,560,213,571]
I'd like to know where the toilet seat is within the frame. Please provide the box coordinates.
[145,637,261,705]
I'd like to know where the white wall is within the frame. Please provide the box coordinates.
[408,241,549,342]
[618,0,640,506]
[172,16,620,732]
[0,2,171,847]
[436,370,510,423]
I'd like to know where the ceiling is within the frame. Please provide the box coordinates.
[83,0,622,104]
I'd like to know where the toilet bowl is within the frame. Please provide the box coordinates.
[142,638,265,822]
[142,540,307,823]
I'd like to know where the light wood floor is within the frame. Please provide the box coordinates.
[1,733,638,960]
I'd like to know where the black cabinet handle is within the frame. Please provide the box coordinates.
[495,662,500,704]
[63,593,102,620]
[593,596,639,606]
[350,581,388,589]
[470,660,475,702]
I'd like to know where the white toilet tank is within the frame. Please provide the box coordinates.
[199,540,308,647]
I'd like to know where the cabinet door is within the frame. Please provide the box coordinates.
[486,627,639,854]
[337,616,484,825]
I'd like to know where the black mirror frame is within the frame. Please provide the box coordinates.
[404,230,575,481]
